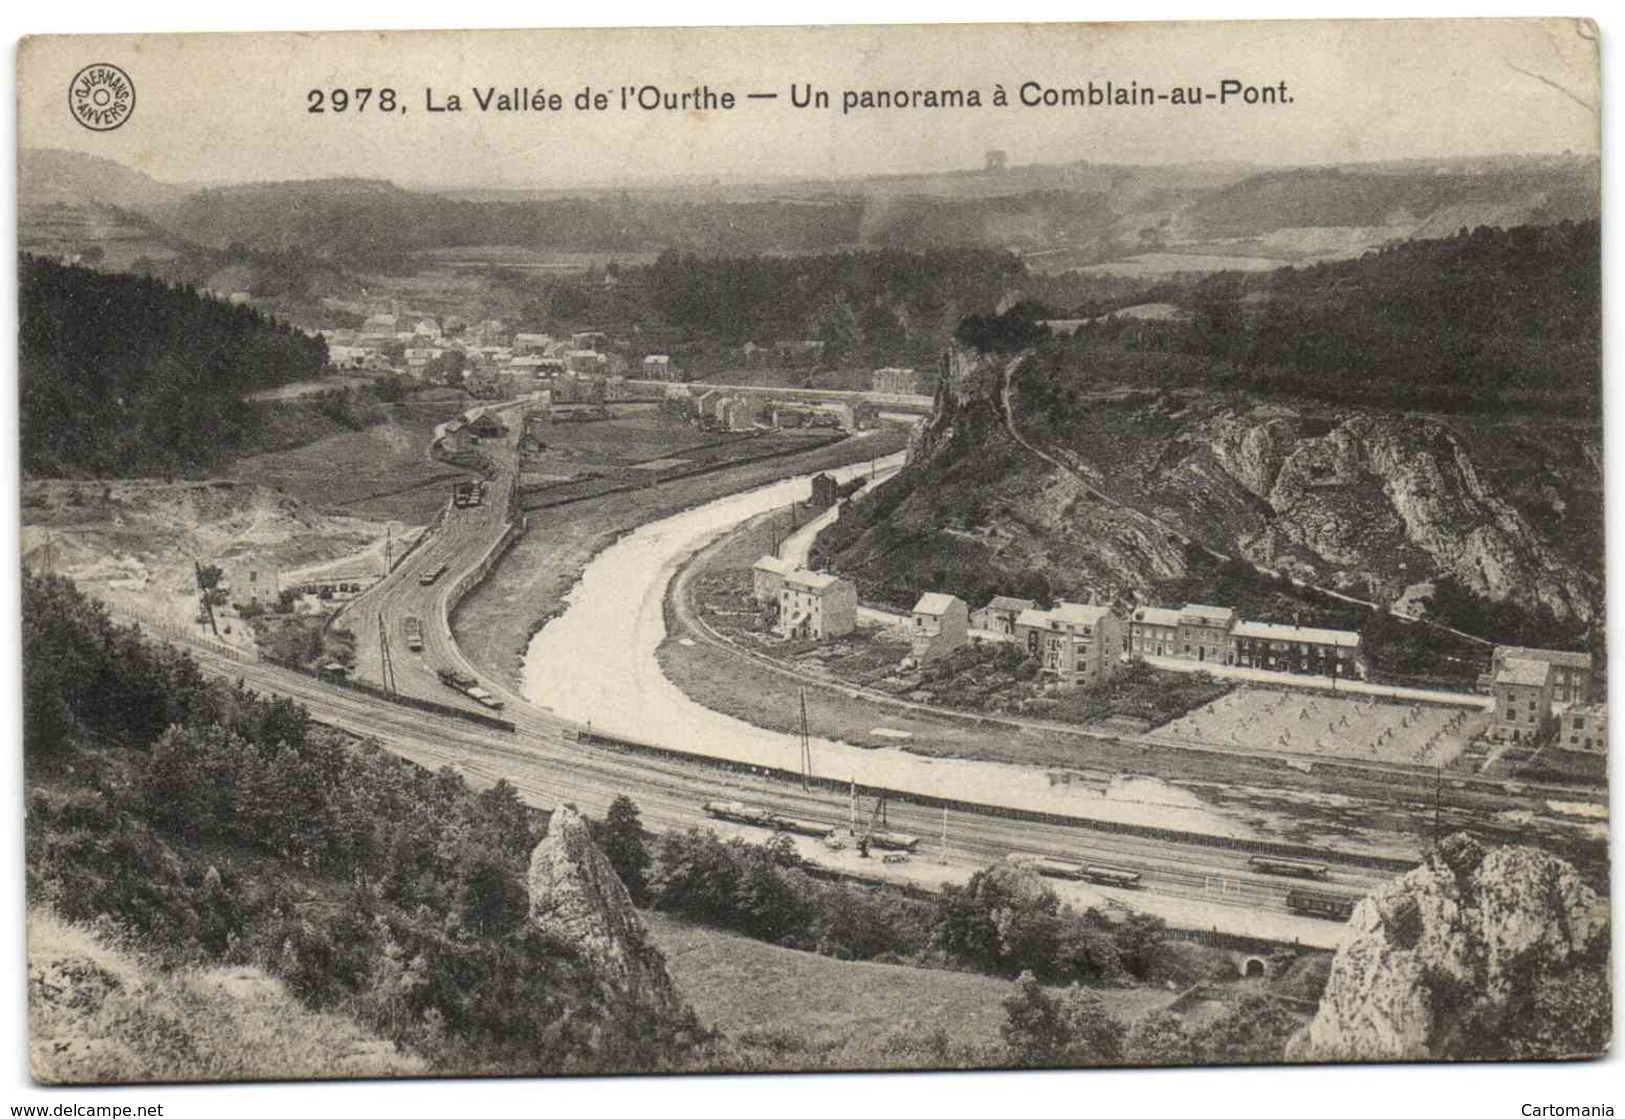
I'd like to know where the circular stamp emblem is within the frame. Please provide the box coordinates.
[69,63,136,132]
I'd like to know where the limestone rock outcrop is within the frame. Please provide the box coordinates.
[1291,835,1610,1062]
[526,803,684,1019]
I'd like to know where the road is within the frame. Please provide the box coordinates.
[345,408,521,714]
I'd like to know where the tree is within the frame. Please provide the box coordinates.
[935,864,1062,976]
[1191,993,1301,1064]
[1058,986,1126,1065]
[1125,1008,1195,1066]
[599,795,651,905]
[1000,971,1071,1067]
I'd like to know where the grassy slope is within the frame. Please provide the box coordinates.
[226,400,473,524]
[644,911,1175,1070]
[28,909,425,1085]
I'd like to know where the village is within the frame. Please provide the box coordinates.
[737,525,1605,775]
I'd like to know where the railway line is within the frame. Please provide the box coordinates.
[180,636,1388,943]
[175,399,1561,943]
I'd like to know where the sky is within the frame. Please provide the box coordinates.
[18,18,1600,191]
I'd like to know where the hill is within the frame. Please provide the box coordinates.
[816,252,1602,666]
[20,148,1597,273]
[29,909,424,1084]
[19,255,330,476]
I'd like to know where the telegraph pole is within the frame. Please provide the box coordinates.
[799,688,813,791]
[1433,763,1443,847]
[378,612,398,696]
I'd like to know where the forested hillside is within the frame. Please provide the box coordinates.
[642,248,1026,367]
[1051,221,1600,416]
[23,572,710,1075]
[20,256,329,476]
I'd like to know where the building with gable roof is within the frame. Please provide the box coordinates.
[1129,605,1184,659]
[1490,655,1555,742]
[776,569,857,641]
[972,595,1037,637]
[910,592,969,662]
[1013,600,1123,686]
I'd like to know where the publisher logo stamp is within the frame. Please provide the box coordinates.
[69,64,135,131]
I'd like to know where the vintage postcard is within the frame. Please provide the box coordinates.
[16,19,1607,1085]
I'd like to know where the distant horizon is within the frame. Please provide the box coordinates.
[23,143,1600,198]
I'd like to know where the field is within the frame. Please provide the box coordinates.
[226,400,473,524]
[1157,689,1487,768]
[644,911,1177,1070]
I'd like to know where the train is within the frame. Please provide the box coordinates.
[701,801,837,839]
[436,666,505,710]
[419,562,449,586]
[1005,853,1142,888]
[403,616,424,652]
[1286,888,1358,921]
[1248,854,1330,880]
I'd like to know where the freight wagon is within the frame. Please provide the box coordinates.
[1006,853,1142,888]
[1248,855,1330,879]
[403,616,424,652]
[1286,888,1357,921]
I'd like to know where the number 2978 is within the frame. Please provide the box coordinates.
[307,88,401,113]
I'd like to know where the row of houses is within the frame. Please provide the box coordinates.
[691,389,874,433]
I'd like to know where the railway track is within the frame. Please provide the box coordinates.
[184,642,1389,926]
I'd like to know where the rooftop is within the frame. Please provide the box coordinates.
[1495,645,1593,670]
[1018,601,1115,630]
[1496,657,1553,688]
[1180,603,1236,624]
[1232,620,1361,648]
[752,555,792,575]
[983,595,1038,614]
[786,569,845,592]
[1133,606,1184,628]
[912,592,963,616]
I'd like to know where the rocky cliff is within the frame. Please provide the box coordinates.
[822,348,1602,628]
[527,804,687,1022]
[1291,834,1610,1062]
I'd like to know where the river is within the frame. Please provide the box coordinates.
[519,447,1259,837]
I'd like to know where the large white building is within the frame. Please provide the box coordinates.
[776,570,857,641]
[1013,601,1124,687]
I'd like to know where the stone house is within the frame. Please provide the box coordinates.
[1490,656,1555,742]
[776,569,857,641]
[1129,606,1183,659]
[1230,621,1364,679]
[910,592,969,663]
[1014,601,1123,687]
[972,596,1036,637]
[751,555,792,605]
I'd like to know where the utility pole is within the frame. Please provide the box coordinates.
[799,688,813,791]
[385,527,393,573]
[849,777,857,835]
[1433,763,1443,847]
[378,612,398,696]
[940,804,948,865]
